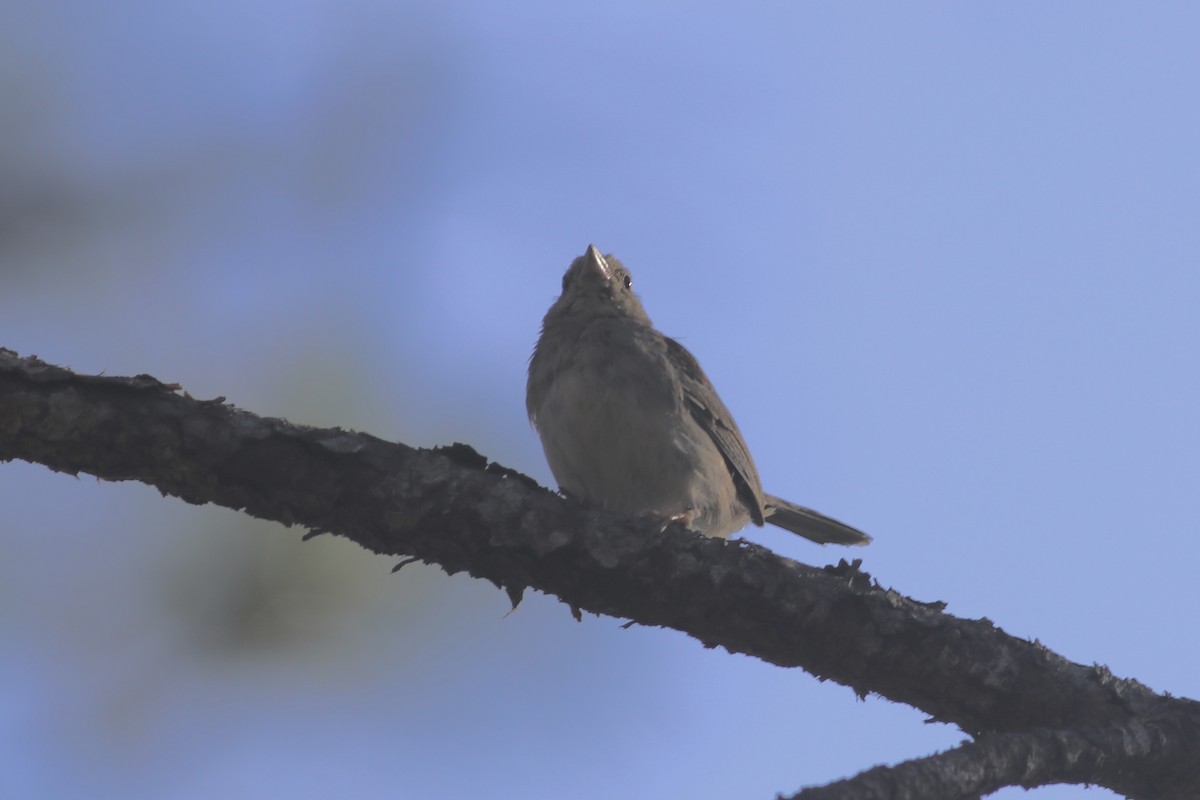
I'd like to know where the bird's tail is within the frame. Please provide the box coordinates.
[763,494,871,546]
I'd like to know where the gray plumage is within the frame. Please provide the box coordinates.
[526,245,870,546]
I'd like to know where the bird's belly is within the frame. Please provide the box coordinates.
[535,366,740,532]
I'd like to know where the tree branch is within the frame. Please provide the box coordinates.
[1,348,1196,798]
[788,720,1175,799]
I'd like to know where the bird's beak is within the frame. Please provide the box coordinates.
[584,244,613,282]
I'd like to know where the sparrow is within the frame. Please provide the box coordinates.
[526,244,870,546]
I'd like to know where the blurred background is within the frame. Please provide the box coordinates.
[2,2,1198,798]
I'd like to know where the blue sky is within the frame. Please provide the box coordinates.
[2,3,1198,798]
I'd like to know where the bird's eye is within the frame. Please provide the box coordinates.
[622,274,632,289]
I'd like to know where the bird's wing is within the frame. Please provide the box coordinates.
[663,336,767,525]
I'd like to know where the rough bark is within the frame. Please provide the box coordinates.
[1,348,1196,799]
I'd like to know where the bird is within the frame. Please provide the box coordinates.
[525,244,870,546]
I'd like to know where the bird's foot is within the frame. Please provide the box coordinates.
[655,507,697,533]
